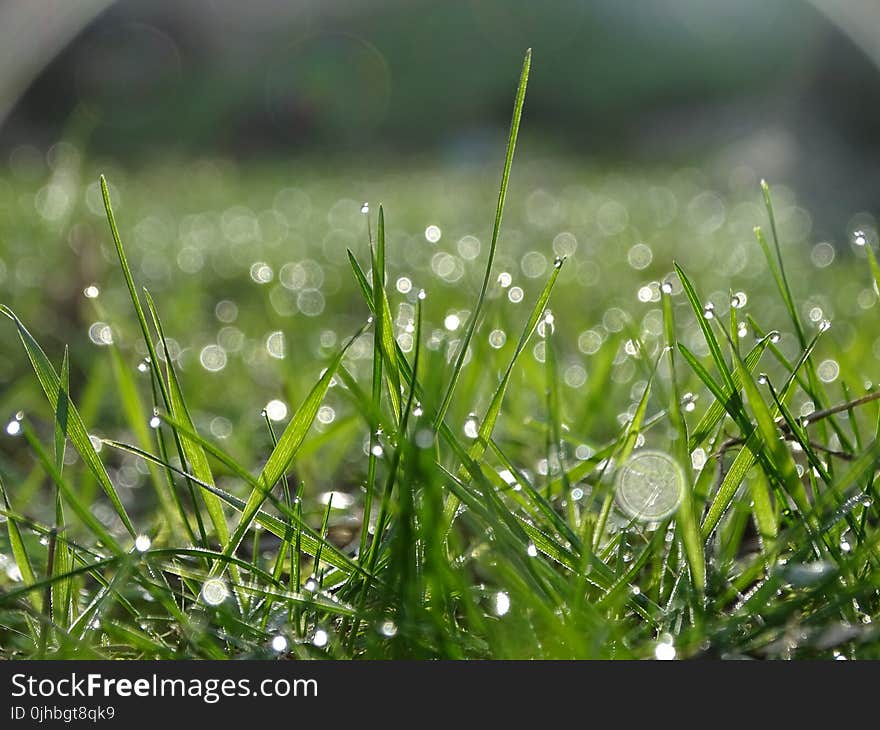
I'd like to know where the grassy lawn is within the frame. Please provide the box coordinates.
[1,54,879,659]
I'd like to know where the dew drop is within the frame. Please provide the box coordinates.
[134,535,151,552]
[265,399,288,422]
[201,578,228,605]
[463,415,479,439]
[661,281,673,295]
[83,284,100,299]
[757,373,768,385]
[312,628,329,648]
[526,543,538,558]
[493,591,511,616]
[360,202,369,214]
[149,416,161,429]
[371,444,384,458]
[702,302,715,320]
[655,641,676,660]
[730,291,747,309]
[379,619,398,637]
[5,420,21,436]
[271,635,288,652]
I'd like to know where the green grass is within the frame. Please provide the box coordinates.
[2,52,880,659]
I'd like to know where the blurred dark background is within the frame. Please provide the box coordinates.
[2,0,880,228]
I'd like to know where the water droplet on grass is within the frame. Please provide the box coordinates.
[135,535,151,552]
[83,284,100,299]
[655,641,676,660]
[201,578,228,605]
[730,291,747,309]
[265,399,288,422]
[271,635,288,652]
[360,202,369,214]
[702,302,715,320]
[661,281,673,294]
[379,620,398,637]
[5,420,21,436]
[312,628,329,648]
[615,450,684,522]
[493,591,511,616]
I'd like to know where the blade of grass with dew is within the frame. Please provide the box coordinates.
[0,475,41,612]
[688,336,770,450]
[662,284,705,594]
[728,331,813,519]
[100,176,221,541]
[673,263,739,399]
[216,326,364,576]
[592,375,653,550]
[702,329,823,538]
[143,290,229,546]
[372,206,402,421]
[51,348,73,629]
[442,258,564,529]
[364,298,424,572]
[0,305,136,536]
[103,438,362,577]
[108,343,178,532]
[756,186,849,448]
[20,422,123,554]
[433,48,531,429]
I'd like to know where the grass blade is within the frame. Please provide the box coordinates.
[433,48,531,429]
[0,305,136,536]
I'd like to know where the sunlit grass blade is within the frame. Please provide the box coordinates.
[143,290,229,546]
[0,305,136,537]
[372,206,402,420]
[433,48,531,429]
[103,438,362,576]
[688,336,769,450]
[661,284,705,595]
[107,343,178,532]
[0,475,41,613]
[441,258,564,530]
[673,263,738,397]
[702,329,823,537]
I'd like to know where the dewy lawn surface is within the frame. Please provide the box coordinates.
[1,53,880,659]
